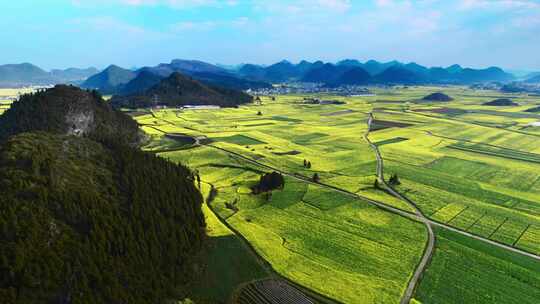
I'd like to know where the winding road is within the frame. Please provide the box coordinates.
[365,113,435,304]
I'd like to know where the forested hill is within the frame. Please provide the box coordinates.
[0,86,207,304]
[0,85,141,145]
[111,72,253,108]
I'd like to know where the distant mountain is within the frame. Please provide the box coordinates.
[337,67,372,85]
[301,64,371,86]
[337,59,363,67]
[238,60,325,83]
[50,67,99,83]
[111,72,253,108]
[301,63,350,84]
[0,63,99,87]
[170,59,229,74]
[456,67,514,83]
[375,66,423,84]
[362,60,401,75]
[140,59,271,90]
[264,60,300,82]
[446,64,463,74]
[81,65,136,94]
[120,70,164,95]
[0,63,52,87]
[525,74,540,83]
[238,64,267,80]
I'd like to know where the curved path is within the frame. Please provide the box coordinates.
[365,113,435,304]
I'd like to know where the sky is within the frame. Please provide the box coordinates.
[1,0,539,71]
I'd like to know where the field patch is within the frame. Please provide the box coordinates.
[292,132,328,144]
[448,142,540,164]
[302,185,356,210]
[214,134,267,146]
[413,107,467,116]
[374,137,409,147]
[272,150,301,156]
[414,228,540,304]
[272,116,303,123]
[370,120,413,131]
[321,109,355,116]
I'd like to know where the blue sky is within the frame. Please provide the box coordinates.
[1,0,539,70]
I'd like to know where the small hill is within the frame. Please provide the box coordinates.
[525,106,540,113]
[336,67,372,85]
[121,70,164,95]
[422,92,454,102]
[483,98,518,106]
[0,85,141,145]
[81,65,136,94]
[111,72,253,108]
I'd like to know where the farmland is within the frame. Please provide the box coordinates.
[0,88,34,114]
[133,86,540,303]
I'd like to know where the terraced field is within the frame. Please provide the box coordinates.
[134,87,540,304]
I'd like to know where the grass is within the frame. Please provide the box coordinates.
[448,142,540,164]
[414,228,540,304]
[374,137,409,146]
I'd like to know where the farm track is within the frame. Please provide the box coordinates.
[365,113,435,304]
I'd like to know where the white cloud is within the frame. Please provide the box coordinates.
[459,0,540,10]
[71,0,237,9]
[170,17,249,31]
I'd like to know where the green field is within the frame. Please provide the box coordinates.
[414,228,540,304]
[0,88,35,115]
[129,87,540,303]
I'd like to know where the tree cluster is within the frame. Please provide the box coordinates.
[389,173,401,186]
[252,172,285,194]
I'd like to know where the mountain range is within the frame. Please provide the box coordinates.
[0,63,98,87]
[82,59,272,94]
[0,59,528,90]
[237,59,516,85]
